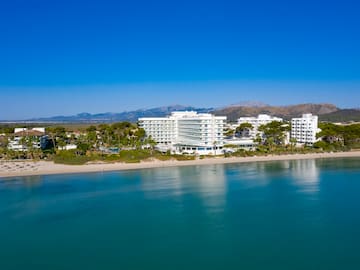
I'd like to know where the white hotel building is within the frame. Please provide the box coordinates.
[237,114,283,138]
[139,111,226,155]
[291,114,320,145]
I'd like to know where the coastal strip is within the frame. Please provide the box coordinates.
[1,151,360,179]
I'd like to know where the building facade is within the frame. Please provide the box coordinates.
[237,114,283,138]
[8,128,46,151]
[139,111,226,155]
[291,114,320,144]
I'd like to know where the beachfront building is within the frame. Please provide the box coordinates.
[291,114,321,145]
[237,114,283,138]
[8,128,46,151]
[223,137,257,152]
[138,115,177,146]
[139,111,226,155]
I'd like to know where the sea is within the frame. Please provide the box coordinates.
[1,158,360,270]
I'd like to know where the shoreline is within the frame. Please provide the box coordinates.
[1,151,360,179]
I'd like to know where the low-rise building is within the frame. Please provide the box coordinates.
[58,144,78,151]
[14,127,45,134]
[223,138,257,152]
[8,127,45,151]
[237,114,283,138]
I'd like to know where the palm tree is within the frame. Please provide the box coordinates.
[25,136,35,159]
[46,126,65,154]
[46,127,57,153]
[267,137,275,152]
[143,136,157,154]
[213,141,217,155]
[290,138,297,152]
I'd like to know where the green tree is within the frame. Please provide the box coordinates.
[258,121,288,146]
[224,128,235,137]
[143,136,157,153]
[25,136,36,159]
[47,126,66,153]
[77,142,90,154]
[236,123,254,137]
[289,138,297,151]
[317,122,360,149]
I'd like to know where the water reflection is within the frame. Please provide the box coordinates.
[290,159,320,194]
[140,165,226,212]
[140,167,183,197]
[1,160,322,223]
[192,165,226,212]
[221,159,321,196]
[0,175,43,189]
[225,161,288,188]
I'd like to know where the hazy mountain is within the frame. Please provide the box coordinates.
[228,101,269,108]
[9,103,360,124]
[28,105,214,123]
[319,109,360,122]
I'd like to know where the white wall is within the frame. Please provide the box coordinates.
[139,111,226,155]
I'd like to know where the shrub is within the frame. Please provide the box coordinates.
[104,154,122,162]
[172,155,196,161]
[118,149,152,163]
[154,152,172,161]
[53,150,91,165]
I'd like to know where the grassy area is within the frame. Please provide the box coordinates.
[222,144,354,159]
[118,149,152,163]
[53,150,93,165]
[153,152,173,161]
[199,155,216,159]
[40,149,199,165]
[5,142,360,165]
[172,155,196,161]
[53,149,153,165]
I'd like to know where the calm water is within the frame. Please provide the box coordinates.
[1,158,360,270]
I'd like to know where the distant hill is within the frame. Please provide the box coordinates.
[319,109,360,122]
[213,103,339,122]
[10,103,360,124]
[28,105,214,123]
[227,101,269,108]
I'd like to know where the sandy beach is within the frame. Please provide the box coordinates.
[1,151,360,179]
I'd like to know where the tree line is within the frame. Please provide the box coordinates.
[1,121,360,163]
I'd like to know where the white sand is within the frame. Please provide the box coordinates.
[1,151,360,179]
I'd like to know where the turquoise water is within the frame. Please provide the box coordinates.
[1,158,360,269]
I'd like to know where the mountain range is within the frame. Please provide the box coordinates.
[9,103,360,123]
[27,105,214,123]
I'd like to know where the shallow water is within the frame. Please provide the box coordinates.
[1,158,360,269]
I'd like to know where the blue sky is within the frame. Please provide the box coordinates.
[0,0,359,119]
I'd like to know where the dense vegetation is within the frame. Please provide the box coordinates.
[314,123,360,151]
[1,121,360,164]
[225,121,360,158]
[0,122,196,164]
[318,109,360,123]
